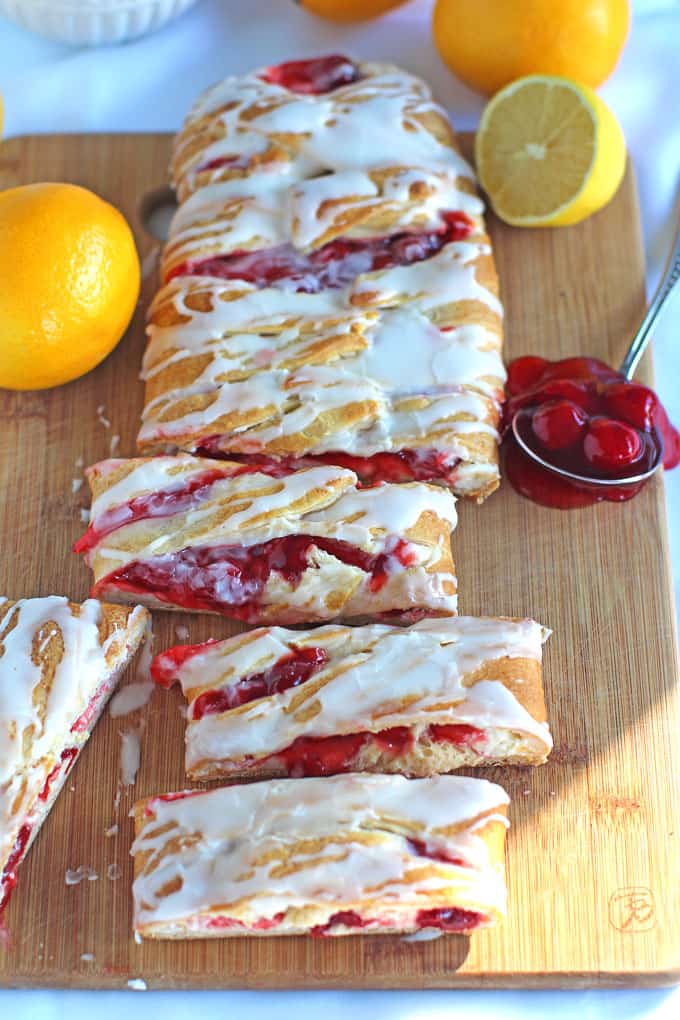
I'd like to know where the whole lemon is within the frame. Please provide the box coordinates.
[296,0,410,21]
[0,182,140,391]
[433,0,630,96]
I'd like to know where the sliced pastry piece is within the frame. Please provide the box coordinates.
[138,55,505,502]
[131,772,509,939]
[0,595,149,912]
[151,616,552,781]
[74,456,458,625]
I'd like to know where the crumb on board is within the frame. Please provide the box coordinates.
[96,404,111,429]
[65,866,98,886]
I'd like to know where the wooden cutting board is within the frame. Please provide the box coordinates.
[0,132,679,990]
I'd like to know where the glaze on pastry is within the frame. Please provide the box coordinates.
[0,596,149,912]
[75,455,458,624]
[138,56,504,501]
[152,616,552,780]
[131,772,509,938]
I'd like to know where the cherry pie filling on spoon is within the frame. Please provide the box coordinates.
[503,355,680,507]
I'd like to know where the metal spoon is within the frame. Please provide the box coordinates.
[511,211,680,488]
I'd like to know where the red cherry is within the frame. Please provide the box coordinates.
[532,400,588,450]
[583,418,644,472]
[506,356,548,396]
[603,381,659,431]
[260,55,359,95]
[543,357,618,384]
[535,378,594,411]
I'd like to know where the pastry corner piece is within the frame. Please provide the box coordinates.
[75,455,458,624]
[138,55,504,502]
[152,616,552,782]
[0,595,150,912]
[131,773,509,939]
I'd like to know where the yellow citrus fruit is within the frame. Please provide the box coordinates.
[433,0,630,96]
[296,0,409,21]
[475,75,626,227]
[0,182,140,390]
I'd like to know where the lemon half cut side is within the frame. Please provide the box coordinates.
[475,75,626,228]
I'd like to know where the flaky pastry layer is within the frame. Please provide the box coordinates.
[0,596,149,908]
[139,58,505,501]
[131,772,509,939]
[77,456,458,624]
[152,616,552,780]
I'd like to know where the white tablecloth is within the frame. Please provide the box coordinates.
[0,1,679,1016]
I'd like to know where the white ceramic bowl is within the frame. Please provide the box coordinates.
[0,0,201,45]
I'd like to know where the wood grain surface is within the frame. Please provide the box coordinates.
[0,133,678,989]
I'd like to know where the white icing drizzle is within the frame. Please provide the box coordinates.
[139,59,504,499]
[0,597,147,870]
[86,458,457,560]
[0,598,106,867]
[83,458,457,621]
[174,63,474,200]
[173,617,552,770]
[138,307,504,462]
[131,773,508,932]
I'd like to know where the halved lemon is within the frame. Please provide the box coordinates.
[475,74,626,227]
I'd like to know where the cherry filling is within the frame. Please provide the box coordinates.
[0,747,82,912]
[0,824,31,913]
[74,468,245,556]
[259,721,486,778]
[271,732,369,776]
[195,154,252,174]
[152,642,329,713]
[428,723,485,747]
[311,910,372,937]
[193,447,462,487]
[195,645,328,716]
[504,356,680,508]
[95,534,417,618]
[310,907,484,936]
[151,638,219,688]
[415,907,484,932]
[259,54,361,95]
[167,211,474,290]
[39,747,78,802]
[406,839,467,867]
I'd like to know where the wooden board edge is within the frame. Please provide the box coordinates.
[3,967,680,991]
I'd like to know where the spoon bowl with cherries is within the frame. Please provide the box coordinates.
[504,213,680,509]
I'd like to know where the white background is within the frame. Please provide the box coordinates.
[0,0,679,1016]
